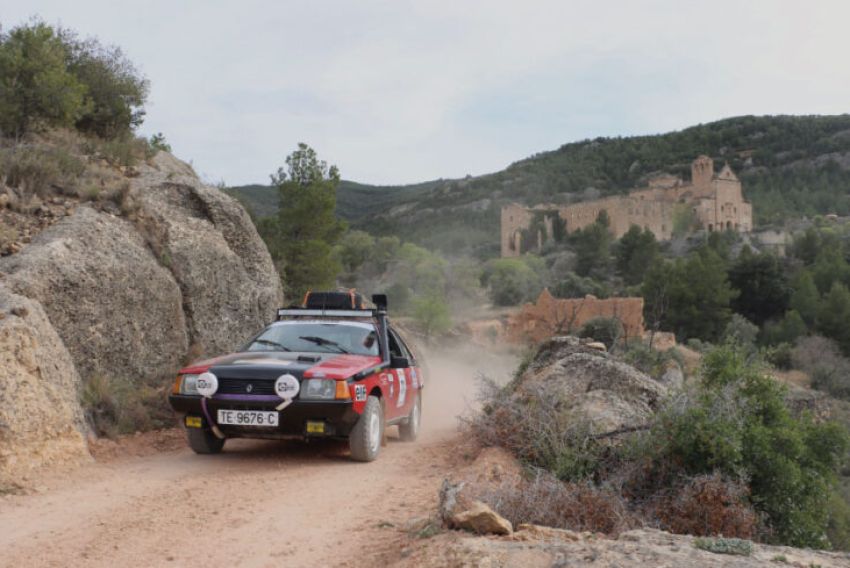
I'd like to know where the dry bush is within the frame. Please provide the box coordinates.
[85,134,150,167]
[0,145,85,202]
[792,335,850,399]
[474,470,637,535]
[0,223,18,249]
[463,375,606,481]
[81,374,174,438]
[648,473,760,539]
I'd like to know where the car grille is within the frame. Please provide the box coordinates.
[217,378,277,396]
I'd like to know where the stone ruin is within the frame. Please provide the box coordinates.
[501,155,753,257]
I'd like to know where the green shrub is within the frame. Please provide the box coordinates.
[622,342,683,380]
[0,21,88,138]
[411,293,451,340]
[577,317,623,350]
[148,132,171,153]
[645,344,849,548]
[480,257,544,306]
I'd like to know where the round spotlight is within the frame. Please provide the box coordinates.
[275,374,300,400]
[196,372,219,397]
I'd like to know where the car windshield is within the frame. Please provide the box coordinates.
[245,321,380,356]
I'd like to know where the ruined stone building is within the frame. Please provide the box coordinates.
[506,289,645,344]
[501,155,753,257]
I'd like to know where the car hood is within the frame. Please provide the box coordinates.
[179,351,383,381]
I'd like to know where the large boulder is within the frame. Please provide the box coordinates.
[130,152,282,355]
[0,286,89,485]
[518,336,668,437]
[0,207,188,382]
[0,150,283,484]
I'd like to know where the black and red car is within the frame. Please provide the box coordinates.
[168,292,423,461]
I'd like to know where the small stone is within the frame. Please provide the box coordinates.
[450,501,512,535]
[585,342,607,352]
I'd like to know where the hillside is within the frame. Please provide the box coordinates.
[230,115,850,257]
[228,179,441,221]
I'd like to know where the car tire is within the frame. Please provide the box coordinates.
[349,395,383,462]
[398,393,421,442]
[187,427,225,454]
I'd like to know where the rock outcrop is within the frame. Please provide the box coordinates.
[0,286,89,485]
[129,152,281,354]
[395,527,850,567]
[1,207,188,382]
[518,336,668,437]
[0,151,283,486]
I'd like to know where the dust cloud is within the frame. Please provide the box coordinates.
[417,342,519,436]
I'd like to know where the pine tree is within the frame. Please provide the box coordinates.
[259,143,346,298]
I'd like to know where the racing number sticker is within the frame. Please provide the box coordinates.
[354,384,367,402]
[396,369,407,408]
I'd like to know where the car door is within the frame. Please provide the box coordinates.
[387,328,417,419]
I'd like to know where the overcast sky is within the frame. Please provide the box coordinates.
[4,1,850,185]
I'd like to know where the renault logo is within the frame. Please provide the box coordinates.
[246,384,253,393]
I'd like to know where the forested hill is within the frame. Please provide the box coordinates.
[229,114,850,256]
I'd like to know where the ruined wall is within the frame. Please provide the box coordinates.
[507,289,645,344]
[501,203,534,257]
[558,196,674,240]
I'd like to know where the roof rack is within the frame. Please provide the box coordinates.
[276,291,389,321]
[277,308,376,319]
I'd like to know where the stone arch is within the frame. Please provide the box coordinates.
[726,221,732,230]
[708,223,714,232]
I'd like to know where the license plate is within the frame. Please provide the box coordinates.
[306,421,325,434]
[217,409,279,427]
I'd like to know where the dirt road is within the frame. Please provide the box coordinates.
[0,347,516,568]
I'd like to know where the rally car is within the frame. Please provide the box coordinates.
[167,291,423,462]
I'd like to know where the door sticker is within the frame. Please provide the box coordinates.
[354,384,367,402]
[397,368,407,408]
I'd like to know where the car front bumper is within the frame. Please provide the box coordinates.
[168,394,359,439]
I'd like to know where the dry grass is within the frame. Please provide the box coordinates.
[473,470,637,536]
[80,374,173,438]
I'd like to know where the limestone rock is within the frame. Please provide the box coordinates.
[130,152,283,355]
[450,501,513,535]
[0,207,188,382]
[0,150,283,484]
[0,286,89,485]
[517,336,668,437]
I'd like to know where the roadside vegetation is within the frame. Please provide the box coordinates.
[467,343,850,549]
[0,19,170,214]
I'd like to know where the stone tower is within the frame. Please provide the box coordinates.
[691,155,714,188]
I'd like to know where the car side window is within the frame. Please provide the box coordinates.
[389,328,415,364]
[387,329,404,359]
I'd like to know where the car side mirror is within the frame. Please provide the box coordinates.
[390,356,409,368]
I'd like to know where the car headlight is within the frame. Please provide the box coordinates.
[180,374,200,395]
[300,378,336,400]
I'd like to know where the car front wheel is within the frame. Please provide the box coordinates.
[349,395,383,462]
[187,427,225,454]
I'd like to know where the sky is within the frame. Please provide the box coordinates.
[4,1,850,186]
